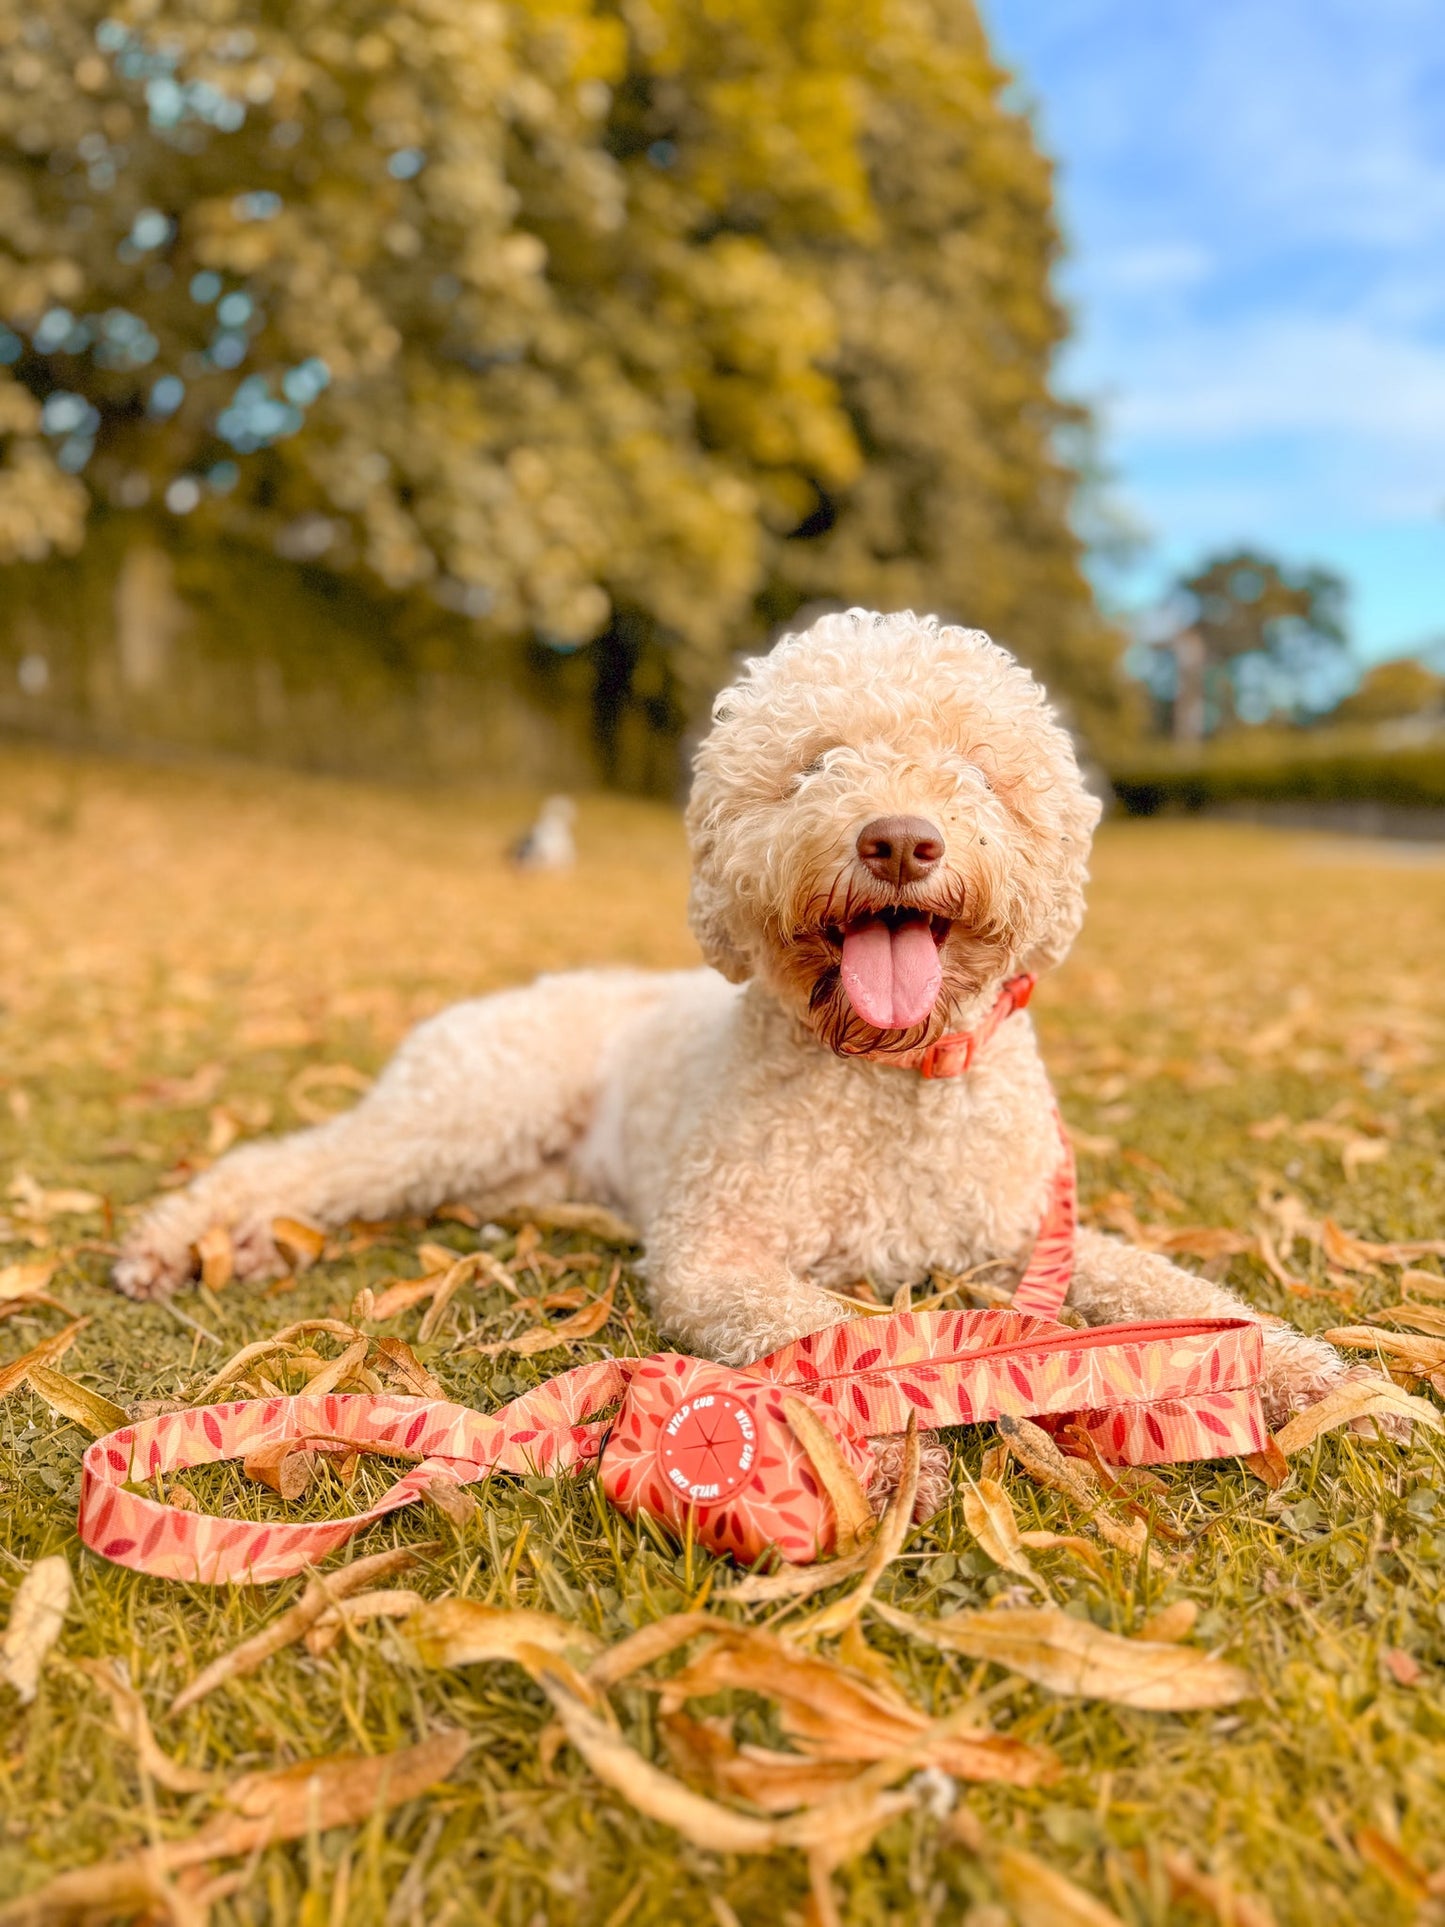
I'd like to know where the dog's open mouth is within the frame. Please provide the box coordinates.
[823,909,951,1030]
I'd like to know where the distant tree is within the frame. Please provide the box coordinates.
[0,0,1117,777]
[1151,550,1352,740]
[1331,655,1445,726]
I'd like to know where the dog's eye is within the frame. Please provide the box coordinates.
[795,745,842,783]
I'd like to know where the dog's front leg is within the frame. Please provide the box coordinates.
[1069,1226,1352,1427]
[645,1204,848,1370]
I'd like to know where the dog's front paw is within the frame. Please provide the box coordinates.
[113,1193,283,1299]
[1258,1328,1412,1441]
[867,1431,952,1523]
[113,1195,206,1299]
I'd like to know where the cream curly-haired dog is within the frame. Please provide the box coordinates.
[115,608,1347,1423]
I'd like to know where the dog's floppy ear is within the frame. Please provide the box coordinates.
[1014,781,1103,975]
[687,857,753,982]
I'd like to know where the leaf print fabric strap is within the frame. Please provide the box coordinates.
[753,1309,1267,1469]
[78,1309,1267,1582]
[1010,1108,1076,1321]
[77,1358,629,1586]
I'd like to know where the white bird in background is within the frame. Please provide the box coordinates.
[509,795,577,871]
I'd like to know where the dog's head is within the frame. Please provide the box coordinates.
[686,609,1102,1058]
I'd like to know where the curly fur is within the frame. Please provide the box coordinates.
[115,608,1354,1466]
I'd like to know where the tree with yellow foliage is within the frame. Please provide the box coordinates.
[0,0,1116,774]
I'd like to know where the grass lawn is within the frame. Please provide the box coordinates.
[2,742,1443,1926]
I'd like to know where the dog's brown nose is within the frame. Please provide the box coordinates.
[855,815,944,887]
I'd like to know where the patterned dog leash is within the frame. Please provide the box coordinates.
[79,1257,1265,1583]
[77,972,1267,1581]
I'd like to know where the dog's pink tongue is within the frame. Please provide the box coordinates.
[840,918,942,1029]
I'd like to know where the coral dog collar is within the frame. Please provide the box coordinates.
[77,1306,1267,1584]
[863,972,1037,1078]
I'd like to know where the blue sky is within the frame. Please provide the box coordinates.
[984,0,1445,664]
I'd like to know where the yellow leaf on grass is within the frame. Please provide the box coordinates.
[1401,1267,1445,1302]
[0,1318,88,1401]
[371,1335,446,1399]
[872,1602,1251,1710]
[74,1658,213,1793]
[272,1216,327,1271]
[170,1545,434,1715]
[1325,1326,1445,1371]
[1374,1302,1445,1336]
[535,1657,913,1865]
[286,1062,372,1125]
[1,1554,71,1704]
[996,1847,1127,1927]
[455,1280,617,1357]
[1272,1376,1441,1453]
[963,1476,1047,1595]
[8,1174,104,1220]
[193,1319,364,1402]
[304,1588,427,1656]
[1138,1599,1199,1643]
[405,1598,602,1670]
[656,1623,1057,1787]
[242,1438,321,1503]
[26,1365,128,1437]
[804,1416,921,1637]
[368,1271,448,1320]
[195,1224,233,1291]
[0,1260,58,1301]
[782,1397,875,1556]
[417,1255,481,1344]
[496,1201,640,1244]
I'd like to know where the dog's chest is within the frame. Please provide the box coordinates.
[781,1060,1061,1289]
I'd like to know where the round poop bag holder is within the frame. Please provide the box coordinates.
[79,1126,1269,1585]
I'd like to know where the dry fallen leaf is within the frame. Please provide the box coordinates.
[1242,1435,1291,1489]
[26,1364,128,1437]
[782,1397,875,1557]
[286,1062,372,1125]
[1354,1827,1429,1903]
[1325,1325,1445,1372]
[8,1174,104,1220]
[1401,1267,1445,1302]
[587,1613,717,1690]
[655,1623,1056,1788]
[405,1598,602,1670]
[170,1545,434,1714]
[495,1201,640,1244]
[1,1554,71,1704]
[1138,1599,1199,1643]
[995,1846,1127,1927]
[242,1438,322,1503]
[1272,1376,1441,1454]
[195,1225,234,1292]
[74,1658,214,1793]
[304,1588,427,1657]
[723,1542,876,1606]
[963,1476,1048,1596]
[996,1416,1160,1565]
[872,1602,1251,1710]
[0,1317,88,1401]
[301,1334,370,1397]
[534,1654,916,1873]
[0,1260,59,1301]
[272,1216,328,1271]
[420,1474,477,1526]
[193,1319,366,1402]
[803,1417,920,1637]
[417,1255,481,1345]
[370,1334,447,1399]
[662,1711,876,1813]
[454,1280,617,1357]
[1372,1302,1445,1337]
